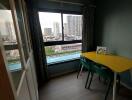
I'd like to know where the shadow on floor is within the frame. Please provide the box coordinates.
[39,72,132,100]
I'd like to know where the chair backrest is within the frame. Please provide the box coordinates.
[93,64,113,79]
[80,58,92,70]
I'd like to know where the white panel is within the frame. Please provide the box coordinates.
[26,54,39,100]
[17,76,30,100]
[30,53,39,100]
[26,64,37,100]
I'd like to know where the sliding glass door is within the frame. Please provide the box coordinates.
[0,0,24,91]
[0,0,38,100]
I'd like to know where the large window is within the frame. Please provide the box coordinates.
[39,12,62,42]
[63,14,82,41]
[38,12,83,64]
[0,10,22,68]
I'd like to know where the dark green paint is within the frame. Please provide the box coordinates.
[0,0,10,9]
[32,0,82,12]
[94,0,132,88]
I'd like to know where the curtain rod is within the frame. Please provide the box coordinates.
[48,0,96,7]
[49,0,84,6]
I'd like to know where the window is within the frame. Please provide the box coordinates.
[0,10,17,45]
[0,9,23,89]
[39,12,62,42]
[0,0,31,90]
[6,49,22,71]
[0,10,22,69]
[38,12,83,64]
[45,43,82,63]
[63,14,82,41]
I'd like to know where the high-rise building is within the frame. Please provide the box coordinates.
[74,16,82,36]
[44,28,52,35]
[53,22,60,36]
[5,22,14,41]
[67,15,82,37]
[63,23,68,35]
[67,16,73,35]
[0,21,16,44]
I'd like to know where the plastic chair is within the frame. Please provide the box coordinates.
[77,57,94,88]
[86,63,115,100]
[77,58,120,100]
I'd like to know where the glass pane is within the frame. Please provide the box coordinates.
[6,49,21,70]
[0,10,17,45]
[63,14,83,41]
[0,2,23,90]
[5,49,23,89]
[15,0,29,61]
[39,12,62,42]
[45,43,82,64]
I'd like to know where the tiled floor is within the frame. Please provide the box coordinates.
[39,72,132,100]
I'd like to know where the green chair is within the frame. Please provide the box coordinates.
[86,63,116,100]
[77,57,94,88]
[77,57,120,100]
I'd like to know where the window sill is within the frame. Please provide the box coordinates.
[47,53,81,65]
[8,63,22,72]
[47,57,80,65]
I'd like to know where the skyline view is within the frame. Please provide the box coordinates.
[0,10,17,45]
[39,12,82,61]
[0,10,21,68]
[39,12,83,41]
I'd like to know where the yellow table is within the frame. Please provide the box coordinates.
[81,51,132,100]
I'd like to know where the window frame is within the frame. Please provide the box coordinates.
[39,10,83,46]
[38,10,83,64]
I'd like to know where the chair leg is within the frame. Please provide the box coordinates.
[85,71,90,88]
[104,80,112,100]
[87,73,94,89]
[77,63,82,78]
[117,75,120,94]
[99,75,101,81]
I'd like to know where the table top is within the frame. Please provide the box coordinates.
[81,51,132,73]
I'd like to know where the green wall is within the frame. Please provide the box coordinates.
[0,0,10,9]
[94,0,132,88]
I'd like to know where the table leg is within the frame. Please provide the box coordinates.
[79,65,84,76]
[113,72,117,100]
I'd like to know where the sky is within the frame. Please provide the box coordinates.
[38,12,75,33]
[39,12,63,32]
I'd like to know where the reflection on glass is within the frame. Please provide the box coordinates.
[0,9,23,89]
[0,10,17,45]
[63,14,82,41]
[39,12,62,42]
[6,49,22,71]
[5,49,22,89]
[45,43,82,63]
